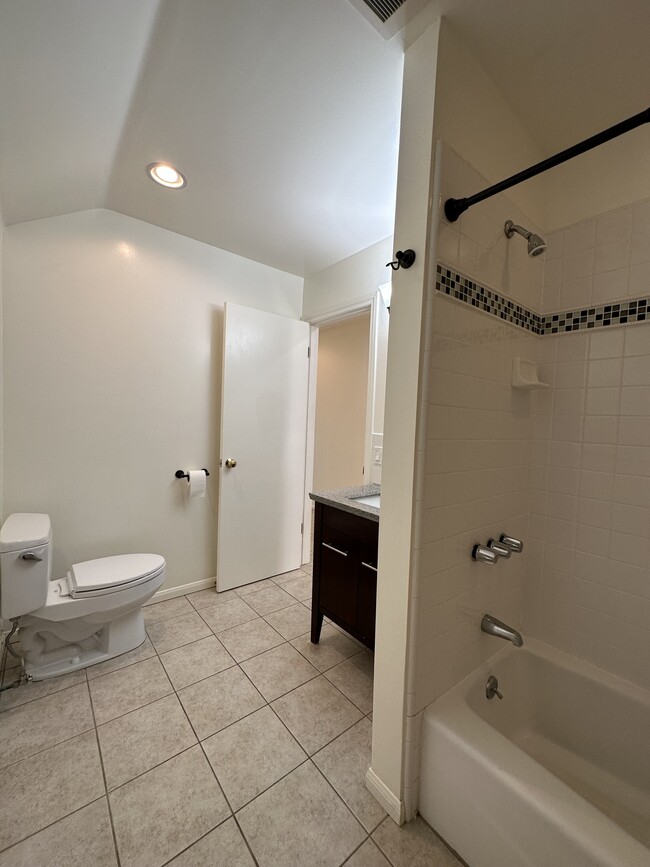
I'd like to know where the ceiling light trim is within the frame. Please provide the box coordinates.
[147,162,187,189]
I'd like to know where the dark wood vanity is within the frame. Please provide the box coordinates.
[310,490,379,651]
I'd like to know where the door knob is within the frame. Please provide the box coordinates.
[225,458,238,468]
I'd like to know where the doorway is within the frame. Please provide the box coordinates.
[313,311,371,492]
[302,290,390,564]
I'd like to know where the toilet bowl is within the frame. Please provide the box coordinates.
[0,513,165,680]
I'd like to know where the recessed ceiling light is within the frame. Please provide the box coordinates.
[147,162,187,189]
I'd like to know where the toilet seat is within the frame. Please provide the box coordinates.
[56,553,166,599]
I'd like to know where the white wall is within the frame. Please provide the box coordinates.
[302,237,393,322]
[368,17,440,823]
[545,125,650,232]
[432,21,547,230]
[313,313,369,491]
[3,209,303,591]
[0,202,4,523]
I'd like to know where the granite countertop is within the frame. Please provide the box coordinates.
[309,483,380,522]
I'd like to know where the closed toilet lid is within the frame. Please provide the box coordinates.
[70,554,165,594]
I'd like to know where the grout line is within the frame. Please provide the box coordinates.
[162,658,239,692]
[0,794,109,858]
[105,741,199,795]
[86,675,122,867]
[340,835,372,866]
[308,759,370,848]
[0,672,87,713]
[0,588,377,865]
[231,754,312,816]
[163,598,375,831]
[0,724,96,773]
[231,813,262,867]
[86,653,155,682]
[158,815,243,867]
[148,623,262,867]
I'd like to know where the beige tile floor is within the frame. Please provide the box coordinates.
[0,568,463,867]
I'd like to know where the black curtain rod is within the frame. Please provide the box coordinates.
[444,106,650,223]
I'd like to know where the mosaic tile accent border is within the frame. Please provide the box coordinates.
[436,264,543,334]
[436,264,650,336]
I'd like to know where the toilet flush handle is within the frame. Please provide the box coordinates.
[21,552,43,562]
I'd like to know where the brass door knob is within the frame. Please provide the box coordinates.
[225,458,238,468]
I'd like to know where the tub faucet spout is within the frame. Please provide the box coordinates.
[481,614,523,647]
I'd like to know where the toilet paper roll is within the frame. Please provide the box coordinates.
[187,469,207,498]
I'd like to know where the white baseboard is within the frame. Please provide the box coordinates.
[366,767,405,825]
[148,577,216,604]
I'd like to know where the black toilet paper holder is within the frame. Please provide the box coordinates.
[175,468,210,480]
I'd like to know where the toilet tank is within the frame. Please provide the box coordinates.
[0,513,52,619]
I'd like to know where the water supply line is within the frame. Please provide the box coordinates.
[0,620,32,693]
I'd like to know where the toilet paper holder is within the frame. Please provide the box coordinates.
[175,468,210,480]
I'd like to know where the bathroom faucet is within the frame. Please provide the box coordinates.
[481,614,523,647]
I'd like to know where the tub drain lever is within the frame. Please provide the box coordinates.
[486,675,503,700]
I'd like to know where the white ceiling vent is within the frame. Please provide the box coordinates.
[361,0,406,23]
[346,0,433,40]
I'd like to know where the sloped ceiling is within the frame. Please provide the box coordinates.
[1,0,648,276]
[446,0,650,154]
[0,0,403,276]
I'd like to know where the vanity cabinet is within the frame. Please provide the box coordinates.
[310,502,378,650]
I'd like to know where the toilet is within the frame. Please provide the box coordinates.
[0,513,165,680]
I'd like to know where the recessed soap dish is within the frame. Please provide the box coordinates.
[512,357,549,390]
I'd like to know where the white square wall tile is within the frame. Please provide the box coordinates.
[630,232,650,265]
[596,207,633,245]
[543,258,561,287]
[594,240,630,275]
[623,355,650,386]
[583,416,618,445]
[629,261,650,295]
[591,268,629,304]
[563,220,595,255]
[589,329,625,359]
[560,276,592,310]
[624,325,650,357]
[587,357,622,388]
[561,249,594,283]
[632,199,650,235]
[544,230,564,260]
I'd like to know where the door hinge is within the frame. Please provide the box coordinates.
[307,346,311,358]
[300,522,304,534]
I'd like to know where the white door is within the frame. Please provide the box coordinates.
[216,302,310,591]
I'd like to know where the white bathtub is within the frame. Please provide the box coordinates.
[419,638,650,867]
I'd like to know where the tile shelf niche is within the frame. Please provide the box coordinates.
[512,357,549,390]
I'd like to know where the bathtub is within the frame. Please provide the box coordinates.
[419,638,650,867]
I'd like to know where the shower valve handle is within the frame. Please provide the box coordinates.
[499,534,524,554]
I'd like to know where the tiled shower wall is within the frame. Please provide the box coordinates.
[528,197,650,691]
[402,145,545,815]
[404,144,650,815]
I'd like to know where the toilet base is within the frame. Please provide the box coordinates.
[21,608,147,680]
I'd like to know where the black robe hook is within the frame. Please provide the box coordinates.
[386,249,416,271]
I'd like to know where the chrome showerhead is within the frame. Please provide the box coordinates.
[504,220,547,257]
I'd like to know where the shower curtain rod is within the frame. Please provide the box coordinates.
[444,106,650,224]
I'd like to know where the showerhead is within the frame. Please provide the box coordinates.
[504,220,547,257]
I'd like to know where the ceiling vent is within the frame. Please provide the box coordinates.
[346,0,432,40]
[361,0,406,23]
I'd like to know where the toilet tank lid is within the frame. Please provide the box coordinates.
[0,513,51,553]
